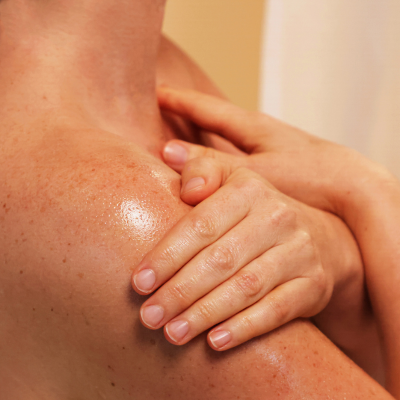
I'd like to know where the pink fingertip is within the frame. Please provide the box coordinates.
[165,320,190,343]
[182,177,206,194]
[134,269,156,293]
[163,143,188,165]
[209,330,232,349]
[141,305,165,329]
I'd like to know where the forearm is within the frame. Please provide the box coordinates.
[310,208,384,382]
[343,175,400,395]
[155,85,400,393]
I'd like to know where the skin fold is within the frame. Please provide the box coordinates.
[0,0,395,398]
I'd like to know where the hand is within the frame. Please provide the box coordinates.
[155,87,383,377]
[131,157,361,351]
[157,87,396,226]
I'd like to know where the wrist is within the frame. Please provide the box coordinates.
[303,203,360,295]
[328,150,399,227]
[344,175,399,232]
[317,210,362,295]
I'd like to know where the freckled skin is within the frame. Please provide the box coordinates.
[0,37,394,400]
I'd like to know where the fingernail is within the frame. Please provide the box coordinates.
[209,330,232,349]
[134,269,156,293]
[166,320,190,342]
[182,177,205,194]
[163,143,188,165]
[141,305,164,328]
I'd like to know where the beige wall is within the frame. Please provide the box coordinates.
[163,0,265,111]
[261,0,400,179]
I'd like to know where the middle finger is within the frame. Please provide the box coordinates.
[139,212,283,330]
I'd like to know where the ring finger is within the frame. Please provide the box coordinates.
[139,213,283,330]
[207,277,323,351]
[163,244,301,344]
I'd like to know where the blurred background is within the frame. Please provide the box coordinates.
[163,0,400,178]
[163,0,265,111]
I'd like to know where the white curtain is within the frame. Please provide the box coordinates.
[260,0,400,179]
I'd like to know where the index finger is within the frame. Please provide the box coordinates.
[131,178,251,295]
[157,87,266,153]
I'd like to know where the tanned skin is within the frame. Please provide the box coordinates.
[0,0,393,398]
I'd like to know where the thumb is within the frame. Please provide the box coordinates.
[179,157,227,206]
[158,87,267,153]
[163,139,245,174]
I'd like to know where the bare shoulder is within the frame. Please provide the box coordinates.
[0,126,392,399]
[1,125,185,251]
[0,125,189,396]
[0,124,190,285]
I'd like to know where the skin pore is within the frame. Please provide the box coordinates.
[0,0,394,398]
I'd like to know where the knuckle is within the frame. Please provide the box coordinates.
[311,264,329,297]
[155,245,178,268]
[198,156,218,170]
[269,297,290,325]
[269,202,297,228]
[234,271,263,299]
[231,169,262,191]
[184,157,218,178]
[183,158,200,174]
[189,213,218,240]
[234,166,254,177]
[206,245,236,274]
[293,230,330,301]
[295,230,318,261]
[203,147,219,160]
[298,228,313,244]
[292,230,331,303]
[240,315,258,336]
[167,282,192,307]
[243,175,265,195]
[195,301,215,321]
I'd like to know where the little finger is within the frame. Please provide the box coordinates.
[207,278,325,351]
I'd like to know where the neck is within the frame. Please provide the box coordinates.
[0,0,167,145]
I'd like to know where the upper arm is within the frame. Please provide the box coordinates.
[145,319,390,400]
[0,130,393,399]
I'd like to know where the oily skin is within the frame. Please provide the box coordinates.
[147,88,384,377]
[0,130,391,399]
[0,0,394,399]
